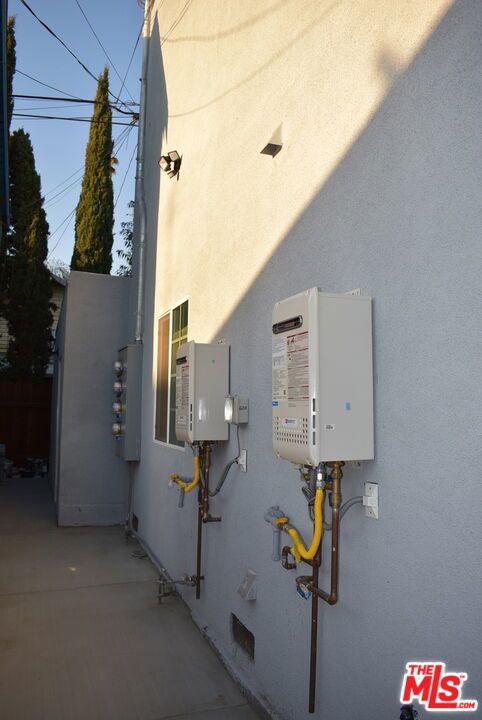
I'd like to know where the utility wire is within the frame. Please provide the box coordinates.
[46,125,136,258]
[16,68,80,99]
[12,113,135,126]
[43,166,84,198]
[114,143,137,209]
[18,0,132,110]
[47,208,76,258]
[19,0,99,82]
[13,94,138,117]
[116,20,143,102]
[73,0,136,104]
[13,103,93,111]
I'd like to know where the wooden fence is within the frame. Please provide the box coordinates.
[0,380,52,466]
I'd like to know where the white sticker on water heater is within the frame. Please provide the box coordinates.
[287,330,309,401]
[272,336,287,401]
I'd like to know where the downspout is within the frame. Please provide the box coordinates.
[134,0,153,343]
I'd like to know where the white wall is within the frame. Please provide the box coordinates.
[131,2,482,718]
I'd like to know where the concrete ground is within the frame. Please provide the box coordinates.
[0,475,260,720]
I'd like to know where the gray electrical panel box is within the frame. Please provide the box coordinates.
[112,343,142,461]
[175,341,229,444]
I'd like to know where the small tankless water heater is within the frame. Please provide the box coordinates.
[272,288,373,464]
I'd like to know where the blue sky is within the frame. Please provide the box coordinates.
[9,0,143,273]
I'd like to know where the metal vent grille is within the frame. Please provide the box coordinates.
[273,416,309,445]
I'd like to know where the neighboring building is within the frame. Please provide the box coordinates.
[52,2,482,719]
[0,272,66,372]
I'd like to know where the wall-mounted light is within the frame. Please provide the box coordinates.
[159,150,182,179]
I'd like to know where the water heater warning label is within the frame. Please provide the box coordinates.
[272,336,287,401]
[176,364,189,429]
[272,331,309,402]
[287,331,309,401]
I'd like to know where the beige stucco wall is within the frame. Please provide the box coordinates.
[150,0,451,347]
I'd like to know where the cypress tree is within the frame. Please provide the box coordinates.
[6,16,16,131]
[71,68,114,274]
[5,130,52,378]
[1,16,16,310]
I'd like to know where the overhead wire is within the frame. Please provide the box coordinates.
[47,208,76,258]
[13,94,138,116]
[18,0,133,111]
[16,68,80,99]
[12,103,93,111]
[73,0,136,104]
[45,124,135,258]
[114,142,137,209]
[12,113,135,126]
[116,21,142,102]
[19,0,100,83]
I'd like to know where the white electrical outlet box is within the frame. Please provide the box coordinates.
[175,341,229,444]
[272,287,373,465]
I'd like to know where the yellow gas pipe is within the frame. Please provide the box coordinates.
[170,454,200,494]
[276,486,324,563]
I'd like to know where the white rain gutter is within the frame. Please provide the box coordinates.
[134,0,153,343]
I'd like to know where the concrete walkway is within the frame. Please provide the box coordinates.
[0,475,260,720]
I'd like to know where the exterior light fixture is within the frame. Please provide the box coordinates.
[159,150,182,179]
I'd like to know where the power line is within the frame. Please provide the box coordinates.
[117,21,143,102]
[12,113,136,126]
[43,166,84,199]
[18,0,131,110]
[48,207,76,243]
[73,0,136,104]
[16,69,80,99]
[47,208,76,258]
[13,93,138,117]
[13,103,93,111]
[19,0,99,82]
[43,175,84,209]
[114,143,137,209]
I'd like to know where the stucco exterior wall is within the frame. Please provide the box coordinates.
[131,2,482,718]
[54,272,130,526]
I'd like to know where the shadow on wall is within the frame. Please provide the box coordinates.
[129,11,168,342]
[193,0,480,715]
[166,0,341,119]
[142,1,481,718]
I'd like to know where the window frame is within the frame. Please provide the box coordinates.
[153,296,189,451]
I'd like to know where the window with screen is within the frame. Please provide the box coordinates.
[155,300,188,446]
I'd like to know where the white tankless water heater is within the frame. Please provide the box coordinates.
[272,287,373,464]
[175,341,229,444]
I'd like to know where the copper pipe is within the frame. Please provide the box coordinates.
[202,443,211,519]
[308,461,344,605]
[308,543,322,713]
[201,442,221,523]
[195,477,203,599]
